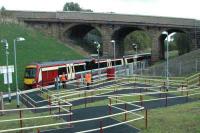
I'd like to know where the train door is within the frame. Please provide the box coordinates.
[107,59,112,68]
[66,64,75,80]
[71,64,75,79]
[38,68,42,86]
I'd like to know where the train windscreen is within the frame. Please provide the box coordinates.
[24,68,36,78]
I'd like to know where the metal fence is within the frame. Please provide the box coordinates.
[141,58,200,77]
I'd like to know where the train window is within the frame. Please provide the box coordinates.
[92,63,98,69]
[75,65,85,72]
[24,68,36,78]
[100,62,107,68]
[115,60,122,65]
[86,60,97,70]
[111,60,122,66]
[58,67,67,75]
[85,62,90,70]
[127,58,134,63]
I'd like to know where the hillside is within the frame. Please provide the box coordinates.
[0,23,83,92]
[144,49,200,76]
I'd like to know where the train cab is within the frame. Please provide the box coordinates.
[24,60,86,89]
[24,65,38,88]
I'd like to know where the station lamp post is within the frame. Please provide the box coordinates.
[94,41,101,80]
[1,39,11,102]
[14,37,25,107]
[110,40,116,67]
[162,31,169,91]
[132,43,138,70]
[132,43,138,58]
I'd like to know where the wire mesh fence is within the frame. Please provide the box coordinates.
[141,58,200,77]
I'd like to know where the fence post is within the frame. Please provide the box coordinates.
[199,74,200,85]
[145,109,148,129]
[140,95,143,106]
[48,96,51,115]
[0,92,4,115]
[109,98,112,115]
[68,106,72,127]
[58,101,60,114]
[186,91,189,102]
[19,110,23,133]
[100,120,103,133]
[165,92,168,107]
[124,103,127,121]
[84,91,87,108]
[37,128,40,133]
[181,82,184,96]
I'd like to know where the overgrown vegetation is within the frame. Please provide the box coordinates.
[124,31,152,54]
[63,2,93,12]
[173,33,191,55]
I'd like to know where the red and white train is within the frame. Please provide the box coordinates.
[24,54,151,89]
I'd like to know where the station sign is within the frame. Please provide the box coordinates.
[0,65,14,84]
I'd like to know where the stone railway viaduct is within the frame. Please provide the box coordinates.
[9,11,200,61]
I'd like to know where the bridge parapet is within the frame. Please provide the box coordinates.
[6,10,199,28]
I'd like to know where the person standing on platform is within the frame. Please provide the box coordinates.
[60,72,67,89]
[55,76,60,90]
[85,72,92,90]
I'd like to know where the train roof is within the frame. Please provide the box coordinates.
[30,59,90,67]
[124,53,151,58]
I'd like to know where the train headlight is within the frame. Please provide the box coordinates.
[32,80,36,84]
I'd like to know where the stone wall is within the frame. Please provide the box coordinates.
[9,10,199,61]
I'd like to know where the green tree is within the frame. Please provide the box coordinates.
[174,33,191,55]
[0,6,6,11]
[124,31,152,53]
[0,6,8,17]
[63,2,81,11]
[63,2,93,12]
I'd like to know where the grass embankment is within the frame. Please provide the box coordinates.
[0,23,83,92]
[131,101,200,133]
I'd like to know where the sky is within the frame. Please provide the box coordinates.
[0,0,200,20]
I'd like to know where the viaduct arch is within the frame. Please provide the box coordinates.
[9,11,200,62]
